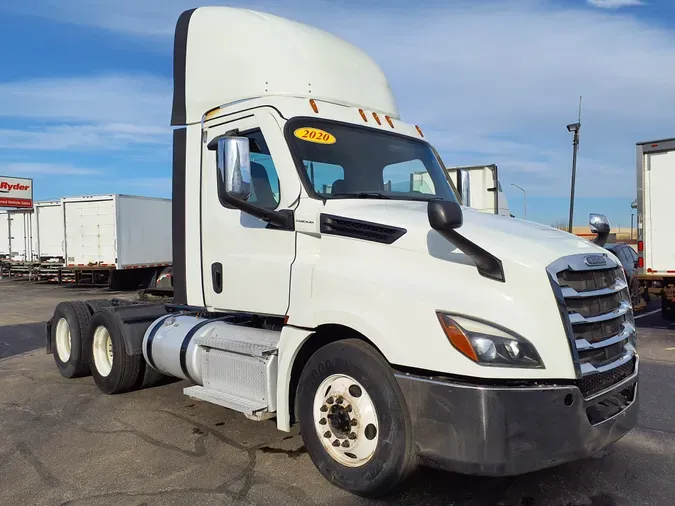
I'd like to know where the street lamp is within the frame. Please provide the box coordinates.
[511,183,526,220]
[566,121,581,233]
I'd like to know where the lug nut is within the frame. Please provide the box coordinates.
[348,432,357,440]
[320,405,328,412]
[319,418,327,425]
[346,405,352,412]
[350,419,358,426]
[336,396,344,404]
[324,431,332,438]
[326,397,334,404]
[332,440,341,447]
[341,440,350,448]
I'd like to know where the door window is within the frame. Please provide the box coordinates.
[243,130,280,210]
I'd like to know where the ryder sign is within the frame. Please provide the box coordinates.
[0,176,33,208]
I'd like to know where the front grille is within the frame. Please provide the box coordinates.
[549,256,637,399]
[578,358,635,397]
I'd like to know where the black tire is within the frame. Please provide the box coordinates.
[88,309,143,394]
[51,301,94,378]
[85,299,113,312]
[138,362,171,389]
[296,339,417,497]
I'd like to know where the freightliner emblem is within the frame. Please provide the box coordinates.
[584,254,607,267]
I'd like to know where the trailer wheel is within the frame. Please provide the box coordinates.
[51,301,94,378]
[296,339,416,497]
[88,309,143,394]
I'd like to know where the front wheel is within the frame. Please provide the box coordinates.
[296,339,416,497]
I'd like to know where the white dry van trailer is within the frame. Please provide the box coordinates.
[5,208,37,262]
[446,164,511,216]
[0,211,9,258]
[635,138,675,318]
[35,200,65,261]
[45,7,639,497]
[62,194,172,288]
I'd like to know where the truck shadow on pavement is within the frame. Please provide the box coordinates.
[0,321,46,360]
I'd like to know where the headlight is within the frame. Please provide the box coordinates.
[436,313,544,368]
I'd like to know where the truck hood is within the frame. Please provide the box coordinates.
[322,199,606,269]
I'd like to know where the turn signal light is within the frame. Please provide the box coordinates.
[637,241,643,252]
[437,314,478,361]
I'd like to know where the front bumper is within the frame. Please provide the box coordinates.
[394,357,639,476]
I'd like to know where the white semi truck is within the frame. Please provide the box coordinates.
[45,7,639,497]
[635,138,675,318]
[446,164,511,216]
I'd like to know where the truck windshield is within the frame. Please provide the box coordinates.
[286,118,459,202]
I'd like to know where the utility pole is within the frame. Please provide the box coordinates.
[511,184,527,220]
[567,96,582,233]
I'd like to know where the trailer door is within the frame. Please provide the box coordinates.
[64,198,116,266]
[646,150,675,272]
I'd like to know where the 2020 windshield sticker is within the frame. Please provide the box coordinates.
[293,127,336,145]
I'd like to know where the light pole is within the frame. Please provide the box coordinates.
[566,121,581,233]
[511,183,526,220]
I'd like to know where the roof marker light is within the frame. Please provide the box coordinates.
[385,115,394,128]
[415,125,424,137]
[358,109,368,122]
[309,99,319,113]
[372,112,381,125]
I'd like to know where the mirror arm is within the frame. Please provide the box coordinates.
[592,231,609,248]
[221,192,293,230]
[436,228,505,282]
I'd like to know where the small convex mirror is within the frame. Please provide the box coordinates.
[208,136,251,201]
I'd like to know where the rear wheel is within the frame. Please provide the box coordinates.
[88,309,143,394]
[296,339,416,497]
[51,301,94,378]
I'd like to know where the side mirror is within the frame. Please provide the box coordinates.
[589,213,610,247]
[209,136,251,201]
[459,169,471,207]
[428,200,463,231]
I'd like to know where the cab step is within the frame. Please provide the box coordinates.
[183,386,273,420]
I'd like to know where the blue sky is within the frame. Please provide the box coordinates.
[1,0,674,227]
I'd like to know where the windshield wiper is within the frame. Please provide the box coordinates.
[330,192,392,200]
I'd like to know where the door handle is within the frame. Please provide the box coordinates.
[211,262,223,294]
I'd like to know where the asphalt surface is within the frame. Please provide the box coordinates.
[0,278,673,506]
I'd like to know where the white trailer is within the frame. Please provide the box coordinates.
[636,137,675,318]
[0,211,9,258]
[35,200,65,261]
[445,164,511,216]
[62,194,172,288]
[7,209,37,262]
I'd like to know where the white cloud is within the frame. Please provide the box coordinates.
[587,0,645,9]
[1,0,674,206]
[0,162,102,176]
[0,74,171,125]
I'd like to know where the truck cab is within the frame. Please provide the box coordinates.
[46,7,639,497]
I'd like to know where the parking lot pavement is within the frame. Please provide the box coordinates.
[1,279,674,506]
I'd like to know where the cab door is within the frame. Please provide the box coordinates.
[200,109,297,315]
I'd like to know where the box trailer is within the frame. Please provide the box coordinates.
[636,137,675,317]
[7,209,37,262]
[0,211,9,258]
[35,200,65,261]
[444,164,511,216]
[62,194,172,288]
